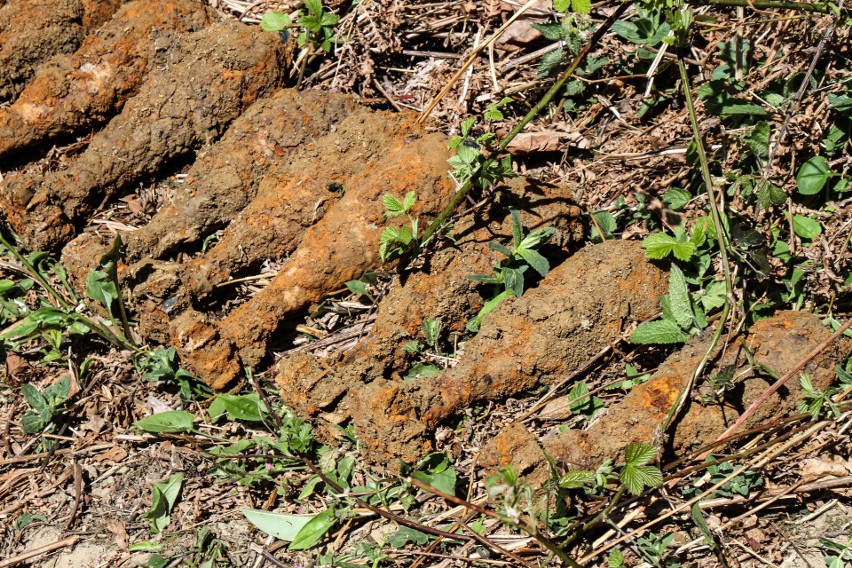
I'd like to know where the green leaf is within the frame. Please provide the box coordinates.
[667,265,694,331]
[796,156,831,195]
[554,0,571,11]
[624,442,656,466]
[388,527,431,548]
[591,211,616,241]
[404,363,440,381]
[662,188,691,211]
[289,508,336,550]
[242,509,314,541]
[620,444,662,495]
[86,269,119,318]
[43,376,70,406]
[304,0,322,16]
[21,383,48,411]
[744,122,770,160]
[411,466,457,496]
[135,411,195,434]
[699,280,727,310]
[21,411,46,433]
[558,469,596,489]
[260,11,291,31]
[571,0,592,14]
[531,22,565,41]
[422,317,441,347]
[629,319,690,344]
[792,215,822,240]
[145,473,184,534]
[382,194,405,217]
[208,393,264,422]
[510,209,523,249]
[828,93,852,115]
[519,226,556,251]
[642,232,695,261]
[756,182,786,209]
[516,247,550,277]
[401,191,416,213]
[345,279,368,297]
[608,549,625,568]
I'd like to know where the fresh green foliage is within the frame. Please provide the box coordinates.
[559,444,662,497]
[447,103,515,191]
[344,272,378,303]
[135,410,196,434]
[590,210,617,242]
[134,346,205,400]
[682,457,764,499]
[820,536,852,568]
[145,473,184,534]
[636,531,680,568]
[606,363,651,391]
[467,209,555,332]
[797,372,847,420]
[20,376,70,435]
[409,452,457,496]
[642,227,704,262]
[630,264,707,344]
[567,381,605,417]
[620,443,664,496]
[261,0,339,53]
[378,191,418,261]
[208,393,267,422]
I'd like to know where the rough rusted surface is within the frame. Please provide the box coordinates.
[0,0,211,161]
[0,0,84,102]
[345,240,666,465]
[168,112,455,388]
[480,310,850,487]
[0,19,290,252]
[275,177,586,436]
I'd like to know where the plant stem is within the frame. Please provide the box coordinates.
[0,234,73,310]
[688,0,842,13]
[659,55,735,436]
[413,3,632,259]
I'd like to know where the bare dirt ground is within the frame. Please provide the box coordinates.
[0,0,850,566]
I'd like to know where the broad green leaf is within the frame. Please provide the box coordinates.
[304,0,323,17]
[145,473,184,534]
[345,279,368,296]
[519,226,555,251]
[242,509,314,541]
[662,188,691,210]
[591,211,616,240]
[85,269,119,317]
[792,215,822,240]
[135,410,195,433]
[43,376,70,406]
[21,411,46,433]
[487,240,513,258]
[667,265,693,331]
[621,463,663,495]
[642,232,695,261]
[422,318,441,347]
[756,182,786,209]
[629,319,690,344]
[531,22,565,41]
[260,11,291,31]
[699,281,727,310]
[411,465,456,496]
[208,394,264,422]
[571,0,591,14]
[382,194,405,217]
[401,191,416,213]
[454,143,479,165]
[554,0,571,11]
[744,122,770,159]
[624,443,657,466]
[289,508,336,550]
[404,363,440,381]
[21,383,47,411]
[608,549,625,568]
[388,527,430,548]
[796,156,831,195]
[558,469,596,489]
[516,247,550,277]
[828,93,852,115]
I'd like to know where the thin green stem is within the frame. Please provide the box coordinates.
[413,2,632,259]
[688,0,843,13]
[0,234,73,310]
[659,55,736,435]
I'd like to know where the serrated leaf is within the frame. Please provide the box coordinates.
[629,319,690,344]
[531,22,565,41]
[621,464,664,495]
[756,182,786,209]
[624,442,656,466]
[744,122,770,159]
[571,0,592,14]
[422,317,441,347]
[554,0,571,11]
[21,411,46,433]
[135,410,195,433]
[792,215,822,240]
[401,191,416,213]
[796,156,831,195]
[289,508,336,550]
[382,194,405,217]
[86,269,119,318]
[667,265,694,331]
[642,232,695,261]
[558,469,596,489]
[699,281,727,310]
[242,509,314,541]
[537,49,565,78]
[662,188,691,210]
